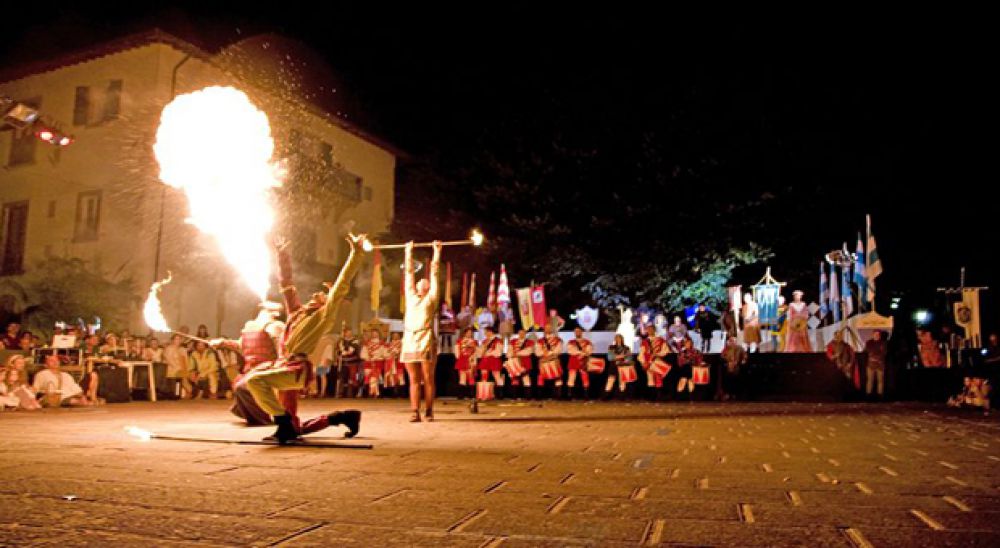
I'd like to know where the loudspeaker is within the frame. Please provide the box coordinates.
[95,366,130,403]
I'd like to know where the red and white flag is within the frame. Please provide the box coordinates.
[497,264,511,306]
[487,271,497,311]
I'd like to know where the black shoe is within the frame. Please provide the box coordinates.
[270,413,301,445]
[329,410,361,438]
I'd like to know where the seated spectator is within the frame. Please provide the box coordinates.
[1,363,41,410]
[99,333,125,359]
[948,377,991,415]
[188,341,220,399]
[32,355,101,407]
[1,321,22,349]
[143,337,164,363]
[128,337,146,360]
[81,334,102,357]
[18,331,37,353]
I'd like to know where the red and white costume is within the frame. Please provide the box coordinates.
[506,335,535,386]
[477,334,505,385]
[361,337,387,396]
[454,336,478,386]
[535,334,564,386]
[384,337,405,387]
[639,335,670,388]
[567,337,594,388]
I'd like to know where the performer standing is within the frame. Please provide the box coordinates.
[638,324,670,399]
[476,325,505,397]
[694,305,716,353]
[454,327,478,399]
[675,337,701,398]
[384,332,405,397]
[667,316,688,353]
[605,333,637,399]
[783,290,812,352]
[506,328,535,399]
[535,326,564,398]
[219,234,366,444]
[566,327,594,400]
[360,328,386,398]
[336,327,362,397]
[402,241,442,423]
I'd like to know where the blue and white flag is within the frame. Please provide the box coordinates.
[854,233,867,308]
[819,262,829,320]
[866,215,882,304]
[829,262,841,323]
[841,244,854,317]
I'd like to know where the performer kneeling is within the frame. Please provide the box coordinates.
[219,234,366,444]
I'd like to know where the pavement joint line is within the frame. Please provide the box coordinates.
[370,488,410,504]
[810,447,821,454]
[547,496,571,514]
[910,509,946,531]
[669,468,680,479]
[266,500,311,517]
[883,453,899,462]
[483,481,507,494]
[761,464,773,473]
[630,486,649,500]
[526,463,542,473]
[877,466,898,477]
[945,476,968,487]
[641,519,665,546]
[942,495,972,512]
[785,490,802,506]
[559,473,575,484]
[781,451,791,458]
[737,503,755,523]
[612,452,623,461]
[448,509,488,533]
[914,450,929,456]
[709,445,718,451]
[268,522,327,546]
[503,455,520,463]
[479,536,507,548]
[202,465,239,476]
[938,460,959,470]
[840,527,875,548]
[855,482,874,495]
[988,456,1000,462]
[695,477,709,489]
[876,444,888,450]
[827,459,840,467]
[815,473,831,483]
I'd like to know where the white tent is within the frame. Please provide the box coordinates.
[813,311,894,351]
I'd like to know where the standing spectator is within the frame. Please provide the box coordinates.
[188,341,220,399]
[694,305,715,353]
[917,329,945,368]
[163,334,190,398]
[32,355,100,406]
[476,306,495,340]
[497,302,515,343]
[826,330,859,388]
[438,303,457,354]
[455,305,474,333]
[336,327,362,397]
[864,330,888,400]
[1,322,22,349]
[546,309,566,335]
[719,336,748,401]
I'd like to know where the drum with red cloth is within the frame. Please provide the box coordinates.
[586,357,606,373]
[692,365,710,385]
[649,358,671,377]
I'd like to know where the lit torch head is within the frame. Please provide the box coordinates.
[471,229,485,247]
[125,426,153,442]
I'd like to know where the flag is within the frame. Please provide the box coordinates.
[829,262,840,323]
[530,285,547,330]
[460,272,468,309]
[445,262,453,310]
[819,262,828,320]
[370,250,383,314]
[469,273,477,310]
[497,264,511,306]
[487,271,497,311]
[840,245,853,318]
[866,215,881,304]
[727,286,742,312]
[399,268,406,314]
[854,233,867,308]
[516,287,534,329]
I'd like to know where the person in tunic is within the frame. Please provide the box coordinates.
[667,316,688,353]
[718,336,748,401]
[454,327,478,399]
[675,337,702,397]
[336,327,362,398]
[506,328,535,399]
[605,334,637,400]
[476,325,505,394]
[783,290,812,352]
[864,330,888,399]
[222,301,284,420]
[638,324,670,397]
[383,332,405,397]
[360,329,387,398]
[535,326,565,398]
[566,327,594,399]
[402,241,443,422]
[217,234,366,444]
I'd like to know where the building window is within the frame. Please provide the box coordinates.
[102,80,122,121]
[47,201,56,218]
[73,86,90,126]
[364,186,373,201]
[8,97,40,167]
[1,201,29,276]
[74,190,102,242]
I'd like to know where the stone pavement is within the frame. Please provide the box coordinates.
[1,399,999,547]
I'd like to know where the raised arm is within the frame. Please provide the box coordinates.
[274,236,302,314]
[428,241,442,301]
[404,241,415,300]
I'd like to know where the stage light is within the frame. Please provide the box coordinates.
[890,302,899,310]
[914,310,931,324]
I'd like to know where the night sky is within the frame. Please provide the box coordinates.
[2,6,994,332]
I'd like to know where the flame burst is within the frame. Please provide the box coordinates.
[153,86,283,301]
[144,274,173,333]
